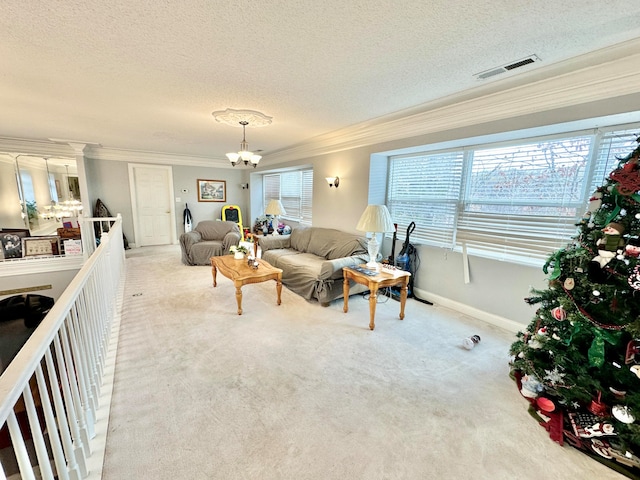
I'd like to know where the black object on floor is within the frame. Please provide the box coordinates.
[0,294,55,328]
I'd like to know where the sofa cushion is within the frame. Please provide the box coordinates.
[258,235,291,253]
[195,221,238,241]
[261,248,301,269]
[306,228,367,260]
[189,241,225,264]
[325,236,367,260]
[290,226,312,252]
[278,252,324,273]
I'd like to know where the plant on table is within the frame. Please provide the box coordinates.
[230,245,248,254]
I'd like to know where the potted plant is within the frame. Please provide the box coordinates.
[230,245,248,259]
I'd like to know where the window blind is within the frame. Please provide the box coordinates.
[281,172,302,219]
[386,123,640,266]
[588,129,640,196]
[263,174,281,204]
[388,151,464,247]
[301,170,313,225]
[262,169,313,224]
[457,136,592,261]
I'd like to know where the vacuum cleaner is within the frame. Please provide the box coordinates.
[390,222,432,305]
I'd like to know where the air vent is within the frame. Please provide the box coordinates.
[474,54,540,80]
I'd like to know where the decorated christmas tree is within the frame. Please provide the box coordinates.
[510,137,640,477]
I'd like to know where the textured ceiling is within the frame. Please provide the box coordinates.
[1,1,640,161]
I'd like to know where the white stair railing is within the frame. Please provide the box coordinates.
[0,215,125,480]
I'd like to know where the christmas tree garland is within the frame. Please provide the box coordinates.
[560,283,630,331]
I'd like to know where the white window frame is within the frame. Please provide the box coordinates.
[263,169,313,225]
[386,123,640,266]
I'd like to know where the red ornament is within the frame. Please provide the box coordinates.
[537,397,555,412]
[609,158,640,196]
[551,306,567,321]
[587,391,608,417]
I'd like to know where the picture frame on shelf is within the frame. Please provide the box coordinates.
[0,229,30,259]
[197,179,226,202]
[63,239,83,256]
[22,236,61,257]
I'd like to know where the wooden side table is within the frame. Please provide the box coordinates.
[342,265,411,330]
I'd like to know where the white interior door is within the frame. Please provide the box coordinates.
[129,164,176,247]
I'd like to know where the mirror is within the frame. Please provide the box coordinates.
[0,154,80,237]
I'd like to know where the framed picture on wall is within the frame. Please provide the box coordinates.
[197,179,226,202]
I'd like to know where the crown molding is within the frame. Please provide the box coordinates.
[2,38,640,168]
[85,146,232,168]
[0,138,232,168]
[0,137,76,158]
[264,40,640,163]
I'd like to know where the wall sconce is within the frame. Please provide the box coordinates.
[325,176,340,188]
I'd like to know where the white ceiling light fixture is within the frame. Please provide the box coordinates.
[212,109,272,168]
[225,120,262,167]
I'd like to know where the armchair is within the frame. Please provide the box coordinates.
[180,221,241,265]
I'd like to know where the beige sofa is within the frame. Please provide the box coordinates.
[258,226,369,305]
[180,221,241,265]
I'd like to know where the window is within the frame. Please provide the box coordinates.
[457,136,592,261]
[18,169,35,203]
[263,169,313,225]
[388,151,463,247]
[48,172,58,203]
[387,125,640,265]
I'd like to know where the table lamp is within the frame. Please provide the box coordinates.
[356,204,395,269]
[265,199,286,235]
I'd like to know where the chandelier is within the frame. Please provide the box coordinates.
[40,162,83,220]
[40,200,83,220]
[226,121,262,168]
[212,109,272,168]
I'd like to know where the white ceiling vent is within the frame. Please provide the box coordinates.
[474,54,540,80]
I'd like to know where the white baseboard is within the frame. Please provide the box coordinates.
[413,287,524,333]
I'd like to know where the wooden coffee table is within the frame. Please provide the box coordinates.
[211,255,283,315]
[342,265,411,330]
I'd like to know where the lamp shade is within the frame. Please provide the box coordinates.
[265,199,286,216]
[356,205,394,233]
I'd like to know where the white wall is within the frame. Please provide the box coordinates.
[0,269,78,303]
[85,158,252,245]
[171,165,248,233]
[85,158,135,242]
[413,245,545,329]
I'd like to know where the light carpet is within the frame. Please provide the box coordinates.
[101,245,624,479]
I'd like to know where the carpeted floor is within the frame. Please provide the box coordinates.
[101,245,625,479]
